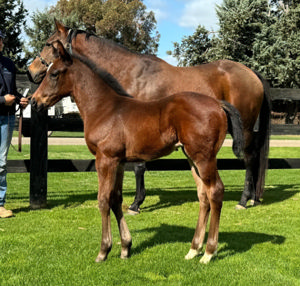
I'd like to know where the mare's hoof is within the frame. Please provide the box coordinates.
[249,199,262,206]
[127,208,140,215]
[235,204,246,210]
[199,251,217,264]
[185,248,202,260]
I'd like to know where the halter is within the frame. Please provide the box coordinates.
[36,29,74,68]
[37,55,51,68]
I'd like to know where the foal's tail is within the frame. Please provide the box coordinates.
[221,101,244,159]
[253,71,272,199]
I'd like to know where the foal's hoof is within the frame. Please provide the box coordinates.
[185,248,202,260]
[235,204,246,210]
[199,251,217,264]
[95,252,108,263]
[120,249,130,259]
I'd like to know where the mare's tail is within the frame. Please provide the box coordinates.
[221,101,244,159]
[253,71,272,199]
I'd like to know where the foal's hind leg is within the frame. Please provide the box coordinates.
[200,165,224,264]
[185,166,210,260]
[187,159,224,264]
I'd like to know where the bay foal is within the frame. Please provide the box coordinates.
[31,41,244,264]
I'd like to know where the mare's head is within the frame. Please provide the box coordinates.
[31,41,73,111]
[27,20,70,84]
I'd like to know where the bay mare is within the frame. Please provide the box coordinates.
[31,41,244,263]
[27,20,271,211]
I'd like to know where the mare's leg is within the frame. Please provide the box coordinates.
[128,162,146,214]
[236,130,260,209]
[185,165,210,260]
[95,154,131,262]
[111,163,132,259]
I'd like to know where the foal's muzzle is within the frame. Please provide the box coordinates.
[31,98,47,112]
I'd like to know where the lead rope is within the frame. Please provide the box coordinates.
[10,88,30,152]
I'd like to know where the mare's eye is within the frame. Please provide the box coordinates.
[50,70,59,79]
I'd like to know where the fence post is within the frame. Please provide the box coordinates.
[30,106,48,209]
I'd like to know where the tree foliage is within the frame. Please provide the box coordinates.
[0,0,28,71]
[25,0,159,60]
[251,2,300,87]
[167,26,213,66]
[169,0,300,88]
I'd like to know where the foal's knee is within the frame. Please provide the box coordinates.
[210,180,224,207]
[98,193,110,212]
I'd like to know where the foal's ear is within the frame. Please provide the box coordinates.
[55,41,73,65]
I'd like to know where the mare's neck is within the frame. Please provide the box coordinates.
[72,34,136,78]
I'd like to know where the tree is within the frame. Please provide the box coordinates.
[251,2,300,87]
[26,0,160,60]
[167,26,213,66]
[169,0,300,88]
[93,0,159,54]
[0,0,28,71]
[169,0,270,66]
[25,9,56,60]
[212,0,270,63]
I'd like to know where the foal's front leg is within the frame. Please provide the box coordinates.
[94,154,120,262]
[111,163,132,259]
[95,154,132,262]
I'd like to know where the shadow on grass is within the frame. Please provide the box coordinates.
[11,184,298,214]
[131,223,285,261]
[123,184,299,212]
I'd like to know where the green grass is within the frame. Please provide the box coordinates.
[1,145,300,285]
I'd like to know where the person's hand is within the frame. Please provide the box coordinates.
[4,94,16,106]
[20,97,29,109]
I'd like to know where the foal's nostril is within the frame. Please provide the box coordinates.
[31,98,37,109]
[26,70,34,83]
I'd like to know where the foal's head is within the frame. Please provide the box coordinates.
[31,41,73,111]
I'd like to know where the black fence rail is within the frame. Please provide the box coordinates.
[7,158,300,173]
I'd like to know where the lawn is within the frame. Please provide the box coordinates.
[0,144,299,285]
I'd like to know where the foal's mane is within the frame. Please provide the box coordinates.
[71,51,132,98]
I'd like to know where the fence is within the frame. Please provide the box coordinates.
[13,75,300,208]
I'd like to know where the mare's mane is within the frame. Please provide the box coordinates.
[71,51,133,98]
[66,28,164,63]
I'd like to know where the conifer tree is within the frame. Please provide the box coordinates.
[0,0,28,71]
[169,0,300,87]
